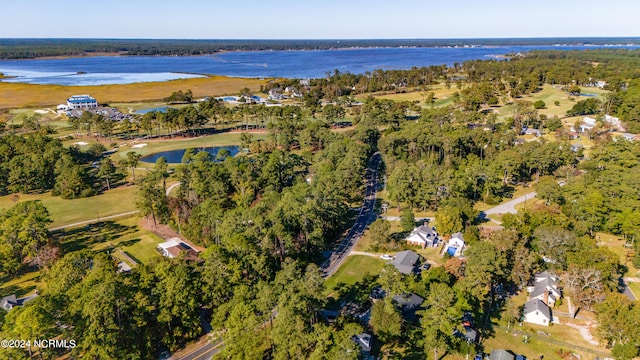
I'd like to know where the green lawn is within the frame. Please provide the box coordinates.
[0,186,138,228]
[325,255,386,295]
[0,270,42,298]
[56,216,163,264]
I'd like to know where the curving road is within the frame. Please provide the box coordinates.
[321,152,382,278]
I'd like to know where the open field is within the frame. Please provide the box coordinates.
[492,84,606,121]
[0,75,270,109]
[57,216,164,264]
[0,186,138,228]
[359,83,458,107]
[0,270,42,298]
[324,255,385,295]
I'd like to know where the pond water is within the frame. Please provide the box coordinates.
[140,145,240,164]
[135,106,174,114]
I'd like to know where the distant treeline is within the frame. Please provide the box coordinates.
[1,37,640,59]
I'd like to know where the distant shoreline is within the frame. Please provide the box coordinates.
[1,37,639,60]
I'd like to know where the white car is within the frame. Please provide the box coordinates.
[380,254,394,260]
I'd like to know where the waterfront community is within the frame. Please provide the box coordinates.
[1,36,640,360]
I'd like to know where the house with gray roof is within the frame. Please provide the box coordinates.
[527,271,561,307]
[405,223,439,248]
[352,333,372,355]
[389,250,421,274]
[1,292,38,311]
[523,298,551,326]
[489,350,515,360]
[392,293,424,322]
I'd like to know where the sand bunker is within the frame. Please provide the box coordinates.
[73,141,88,146]
[131,143,148,148]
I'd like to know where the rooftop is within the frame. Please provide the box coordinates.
[524,298,551,320]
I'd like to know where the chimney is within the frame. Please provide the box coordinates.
[543,290,549,306]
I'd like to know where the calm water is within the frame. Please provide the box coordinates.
[1,45,639,85]
[140,146,240,164]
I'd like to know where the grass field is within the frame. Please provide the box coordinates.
[0,185,138,228]
[0,75,270,109]
[57,216,164,264]
[324,255,386,295]
[359,83,459,108]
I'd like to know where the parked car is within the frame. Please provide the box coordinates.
[420,263,431,270]
[380,254,394,260]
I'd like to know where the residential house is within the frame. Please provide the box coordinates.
[158,237,200,261]
[268,89,284,101]
[524,128,542,137]
[392,293,424,322]
[389,250,421,274]
[527,271,561,307]
[1,292,38,311]
[570,143,583,152]
[620,133,636,142]
[604,114,622,130]
[489,350,516,360]
[405,223,439,248]
[352,333,372,356]
[523,298,552,326]
[444,232,465,257]
[580,117,597,132]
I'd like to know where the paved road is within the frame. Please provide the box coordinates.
[48,210,140,231]
[483,191,537,216]
[170,340,223,360]
[321,152,382,278]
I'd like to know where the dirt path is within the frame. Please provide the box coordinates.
[349,251,380,257]
[564,322,599,346]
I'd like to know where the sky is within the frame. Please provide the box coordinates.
[3,0,640,39]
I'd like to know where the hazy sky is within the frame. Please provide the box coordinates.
[3,0,639,39]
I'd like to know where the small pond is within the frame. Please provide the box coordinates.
[140,145,240,164]
[135,106,174,115]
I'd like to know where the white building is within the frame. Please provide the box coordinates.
[580,117,597,132]
[67,95,98,109]
[406,223,439,248]
[157,237,199,260]
[523,299,551,326]
[444,232,465,257]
